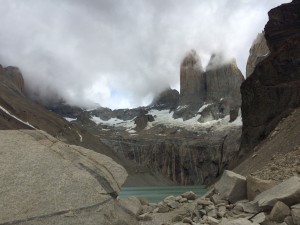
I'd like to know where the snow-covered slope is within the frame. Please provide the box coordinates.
[89,107,242,133]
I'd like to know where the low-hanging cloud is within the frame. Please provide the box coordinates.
[0,0,291,109]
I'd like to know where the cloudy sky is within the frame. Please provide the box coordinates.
[0,0,291,109]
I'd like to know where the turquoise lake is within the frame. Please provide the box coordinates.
[119,186,207,203]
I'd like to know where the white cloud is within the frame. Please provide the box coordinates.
[0,0,291,109]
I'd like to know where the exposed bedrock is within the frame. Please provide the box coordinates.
[240,0,300,154]
[101,127,241,185]
[0,130,138,225]
[246,32,270,78]
[174,51,244,121]
[0,65,25,93]
[150,88,179,110]
[179,49,205,107]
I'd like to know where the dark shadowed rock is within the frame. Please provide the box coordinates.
[246,32,270,78]
[151,88,179,110]
[134,114,154,131]
[269,201,291,223]
[240,0,300,153]
[198,100,230,123]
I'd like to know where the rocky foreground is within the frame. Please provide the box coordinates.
[0,130,139,225]
[123,170,300,225]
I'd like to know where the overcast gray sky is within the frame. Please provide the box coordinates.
[0,0,291,109]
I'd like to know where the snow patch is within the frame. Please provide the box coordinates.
[76,131,83,142]
[0,106,35,129]
[64,117,77,122]
[91,116,136,129]
[198,104,212,113]
[176,105,188,110]
[127,129,136,134]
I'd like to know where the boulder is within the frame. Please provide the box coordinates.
[215,170,247,203]
[253,176,300,211]
[291,203,300,225]
[247,176,277,201]
[0,130,137,225]
[181,191,197,200]
[207,216,220,225]
[119,196,142,216]
[269,201,291,223]
[137,212,152,221]
[220,218,258,225]
[156,203,170,213]
[235,201,260,214]
[251,212,267,224]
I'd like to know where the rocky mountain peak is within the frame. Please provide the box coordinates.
[150,88,179,110]
[246,32,270,78]
[241,0,300,153]
[179,49,205,111]
[265,0,300,52]
[0,65,24,93]
[180,49,203,69]
[205,53,244,107]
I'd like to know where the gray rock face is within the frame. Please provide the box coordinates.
[246,32,270,78]
[0,65,25,93]
[174,51,244,121]
[102,127,241,185]
[0,130,137,225]
[291,203,300,225]
[253,176,300,211]
[269,201,291,223]
[119,196,142,216]
[206,55,244,109]
[215,170,247,203]
[179,49,205,107]
[173,50,206,120]
[246,176,276,201]
[220,218,258,225]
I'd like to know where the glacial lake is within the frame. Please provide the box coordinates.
[119,186,207,203]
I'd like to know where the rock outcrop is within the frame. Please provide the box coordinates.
[240,0,300,153]
[203,54,244,122]
[173,50,206,120]
[102,126,242,185]
[246,33,270,78]
[0,129,138,225]
[0,65,24,93]
[206,55,244,107]
[138,171,300,225]
[150,88,179,110]
[174,51,244,121]
[179,49,205,107]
